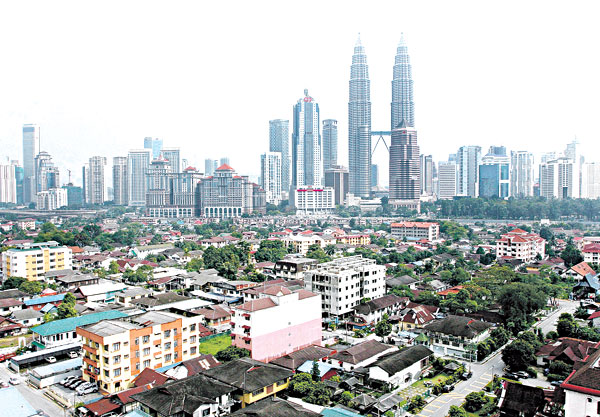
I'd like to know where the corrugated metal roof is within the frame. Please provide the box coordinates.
[31,310,129,336]
[31,357,82,378]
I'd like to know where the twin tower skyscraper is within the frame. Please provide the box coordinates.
[349,34,416,200]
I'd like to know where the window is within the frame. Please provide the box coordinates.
[164,330,171,338]
[112,342,120,351]
[143,348,150,356]
[114,368,121,377]
[173,328,177,336]
[113,355,121,364]
[142,335,149,343]
[190,324,196,331]
[174,340,178,347]
[135,338,139,345]
[174,352,178,360]
[190,336,196,343]
[191,346,197,355]
[164,342,171,350]
[252,388,264,396]
[143,360,150,367]
[104,370,109,377]
[135,363,140,371]
[135,350,140,358]
[165,354,172,362]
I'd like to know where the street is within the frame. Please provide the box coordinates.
[415,299,579,417]
[0,362,66,417]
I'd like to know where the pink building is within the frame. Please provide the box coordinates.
[231,285,322,363]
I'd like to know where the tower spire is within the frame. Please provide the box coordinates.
[391,32,415,130]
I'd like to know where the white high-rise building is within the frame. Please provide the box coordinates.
[162,148,181,173]
[269,120,291,196]
[457,146,481,197]
[437,162,458,199]
[86,156,107,205]
[36,188,68,210]
[292,89,323,189]
[127,149,151,206]
[539,157,579,199]
[22,124,40,204]
[260,152,282,205]
[112,157,128,205]
[0,164,17,204]
[510,151,534,197]
[204,159,218,176]
[581,162,600,199]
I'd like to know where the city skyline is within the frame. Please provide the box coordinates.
[0,1,598,186]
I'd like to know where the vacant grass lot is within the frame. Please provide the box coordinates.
[197,333,231,355]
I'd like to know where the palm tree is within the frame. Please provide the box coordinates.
[324,244,336,256]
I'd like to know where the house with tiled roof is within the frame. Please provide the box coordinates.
[583,243,600,265]
[496,228,545,262]
[330,339,396,371]
[536,337,600,367]
[391,222,440,241]
[564,261,597,281]
[352,294,407,325]
[391,304,437,331]
[561,347,600,417]
[368,345,433,389]
[423,315,493,360]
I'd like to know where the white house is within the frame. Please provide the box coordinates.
[330,339,396,371]
[368,345,433,389]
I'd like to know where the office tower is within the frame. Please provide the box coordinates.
[269,119,291,194]
[34,152,60,193]
[325,166,349,206]
[371,164,379,188]
[457,146,481,197]
[162,148,181,172]
[438,162,458,199]
[510,151,534,197]
[219,157,230,167]
[127,149,151,206]
[420,155,433,195]
[260,152,282,205]
[540,157,579,199]
[146,164,201,218]
[62,184,83,208]
[322,119,338,171]
[204,159,218,176]
[292,89,322,189]
[143,137,163,159]
[479,147,510,198]
[391,33,415,130]
[86,156,107,205]
[82,165,87,204]
[22,124,40,204]
[448,153,457,163]
[36,188,68,210]
[196,164,265,218]
[540,152,557,164]
[112,156,128,205]
[581,162,600,199]
[0,164,17,204]
[11,161,24,205]
[389,121,420,208]
[145,156,172,209]
[348,35,371,197]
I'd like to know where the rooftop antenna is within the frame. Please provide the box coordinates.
[67,169,72,185]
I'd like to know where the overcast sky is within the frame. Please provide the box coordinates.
[1,0,599,186]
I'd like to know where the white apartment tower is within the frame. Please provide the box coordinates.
[127,149,151,206]
[510,151,534,197]
[260,152,282,205]
[112,157,128,205]
[86,156,107,205]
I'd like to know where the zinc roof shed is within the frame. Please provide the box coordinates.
[31,310,129,337]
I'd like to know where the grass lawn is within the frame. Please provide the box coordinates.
[0,334,32,349]
[198,333,231,355]
[411,372,450,390]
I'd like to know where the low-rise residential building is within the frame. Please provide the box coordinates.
[422,315,493,361]
[495,228,546,262]
[0,298,23,316]
[193,304,232,331]
[11,308,43,328]
[352,295,407,325]
[562,347,600,417]
[391,222,440,241]
[330,339,396,371]
[368,345,433,389]
[336,234,371,246]
[274,257,318,280]
[231,285,321,362]
[74,281,127,303]
[583,243,600,265]
[304,256,386,318]
[536,337,599,367]
[1,241,72,282]
[564,261,597,281]
[392,303,437,331]
[283,235,325,255]
[31,310,129,350]
[78,311,205,393]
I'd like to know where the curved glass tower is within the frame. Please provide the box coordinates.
[348,34,372,198]
[391,33,415,129]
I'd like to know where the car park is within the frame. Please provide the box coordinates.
[78,384,98,395]
[76,382,95,394]
[68,351,79,359]
[9,377,20,385]
[60,376,78,386]
[66,379,84,389]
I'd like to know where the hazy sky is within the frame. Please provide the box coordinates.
[1,0,599,186]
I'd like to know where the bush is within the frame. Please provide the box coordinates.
[526,367,537,378]
[406,395,426,413]
[479,401,497,416]
[464,391,487,412]
[547,373,565,382]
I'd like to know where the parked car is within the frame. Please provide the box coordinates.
[76,382,94,393]
[514,371,529,379]
[78,384,98,395]
[60,376,78,386]
[443,384,455,393]
[551,380,564,387]
[68,351,79,359]
[36,410,50,417]
[9,377,20,385]
[503,372,520,380]
[66,379,84,389]
[543,368,550,376]
[0,352,16,363]
[0,379,7,388]
[45,356,57,364]
[461,372,473,380]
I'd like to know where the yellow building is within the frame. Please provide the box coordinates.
[2,241,72,281]
[78,311,204,393]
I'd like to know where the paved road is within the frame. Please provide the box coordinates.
[415,299,577,417]
[0,363,66,417]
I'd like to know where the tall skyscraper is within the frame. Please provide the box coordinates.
[260,152,282,205]
[13,162,24,205]
[457,146,481,197]
[22,124,40,204]
[391,33,415,130]
[389,120,420,209]
[325,166,349,206]
[540,157,579,199]
[510,151,534,197]
[420,155,434,195]
[438,162,458,199]
[0,164,17,204]
[348,35,372,197]
[269,119,290,195]
[204,159,218,176]
[322,119,338,171]
[162,148,181,172]
[34,152,60,193]
[219,157,230,167]
[127,149,151,206]
[144,137,163,159]
[86,156,107,205]
[581,162,600,199]
[113,157,128,205]
[292,89,322,189]
[479,147,510,198]
[371,164,379,188]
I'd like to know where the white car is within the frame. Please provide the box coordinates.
[9,377,20,385]
[60,376,78,386]
[68,351,79,359]
[45,356,57,363]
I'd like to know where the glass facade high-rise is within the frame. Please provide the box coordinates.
[510,151,534,197]
[22,124,40,204]
[144,137,163,159]
[86,156,107,205]
[479,147,510,198]
[322,119,338,171]
[269,119,290,195]
[204,159,218,176]
[260,152,282,205]
[348,35,372,197]
[371,164,379,188]
[420,154,434,195]
[391,34,415,130]
[162,148,181,173]
[34,151,60,194]
[457,146,481,197]
[292,89,322,189]
[112,156,128,205]
[389,121,420,203]
[127,149,151,206]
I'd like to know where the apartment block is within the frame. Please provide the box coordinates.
[391,222,440,241]
[496,228,546,263]
[2,241,72,282]
[78,311,204,393]
[304,256,386,318]
[231,285,321,362]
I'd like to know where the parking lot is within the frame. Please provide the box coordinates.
[48,381,102,407]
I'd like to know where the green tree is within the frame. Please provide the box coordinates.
[215,346,249,362]
[407,395,426,413]
[339,391,354,407]
[324,244,336,256]
[19,281,43,295]
[561,243,584,268]
[306,244,331,263]
[375,319,392,338]
[2,276,26,290]
[498,282,547,333]
[185,258,204,272]
[255,240,288,263]
[108,261,120,275]
[464,391,487,412]
[311,361,321,381]
[448,406,467,417]
[557,313,579,338]
[43,312,54,323]
[548,360,571,380]
[490,326,510,347]
[501,340,536,371]
[63,292,76,305]
[56,303,78,319]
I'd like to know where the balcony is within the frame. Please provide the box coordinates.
[83,344,97,355]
